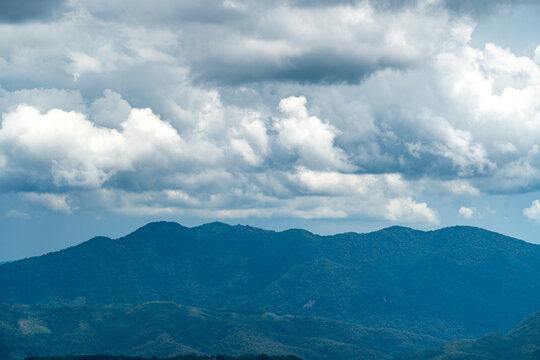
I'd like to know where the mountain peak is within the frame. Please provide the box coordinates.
[196,221,233,229]
[379,225,416,232]
[121,221,188,240]
[136,220,187,231]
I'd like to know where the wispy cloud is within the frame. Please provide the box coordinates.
[6,209,30,219]
[19,193,73,214]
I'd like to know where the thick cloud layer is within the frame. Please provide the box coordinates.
[0,96,435,223]
[0,0,68,23]
[2,0,540,230]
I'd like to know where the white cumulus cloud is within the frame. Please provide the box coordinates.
[524,200,540,223]
[385,197,439,224]
[275,96,353,171]
[0,105,194,189]
[458,206,480,219]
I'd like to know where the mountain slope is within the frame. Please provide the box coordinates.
[1,222,540,340]
[0,302,443,360]
[403,310,540,359]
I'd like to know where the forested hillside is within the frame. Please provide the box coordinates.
[404,310,540,359]
[2,222,540,359]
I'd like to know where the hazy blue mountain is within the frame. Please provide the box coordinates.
[1,222,540,340]
[0,302,443,360]
[403,310,540,359]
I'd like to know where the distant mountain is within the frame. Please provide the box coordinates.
[403,310,540,359]
[0,302,442,360]
[2,222,540,340]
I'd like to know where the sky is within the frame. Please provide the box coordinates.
[3,0,540,260]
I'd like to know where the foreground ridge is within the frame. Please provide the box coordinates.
[26,355,303,360]
[403,310,540,360]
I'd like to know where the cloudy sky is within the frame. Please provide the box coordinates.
[3,0,540,260]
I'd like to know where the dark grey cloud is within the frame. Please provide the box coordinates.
[443,0,539,16]
[86,0,246,25]
[0,0,69,23]
[0,0,446,90]
[289,0,362,6]
[69,1,442,87]
[191,50,410,85]
[371,0,540,17]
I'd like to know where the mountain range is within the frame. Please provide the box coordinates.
[2,222,540,359]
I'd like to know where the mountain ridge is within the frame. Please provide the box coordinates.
[3,222,531,263]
